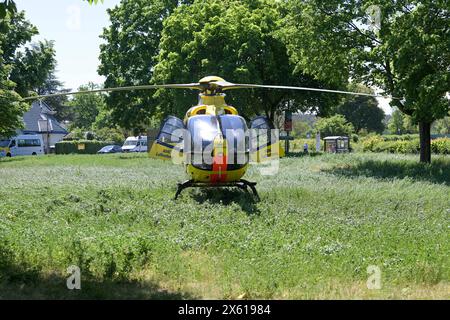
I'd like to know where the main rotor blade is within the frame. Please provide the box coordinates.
[21,83,202,101]
[216,82,397,99]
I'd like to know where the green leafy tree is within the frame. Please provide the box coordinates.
[99,0,193,130]
[94,127,125,144]
[388,108,419,134]
[0,64,27,137]
[284,0,450,162]
[292,120,313,138]
[36,71,73,122]
[336,95,385,134]
[9,40,57,97]
[0,9,54,137]
[388,109,405,135]
[0,0,16,19]
[85,0,103,4]
[403,115,419,134]
[153,0,338,123]
[68,83,106,129]
[432,116,450,135]
[314,115,354,137]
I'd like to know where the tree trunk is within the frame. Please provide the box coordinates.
[419,121,431,163]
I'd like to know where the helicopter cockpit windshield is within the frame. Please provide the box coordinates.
[187,115,220,169]
[219,115,249,169]
[187,115,249,170]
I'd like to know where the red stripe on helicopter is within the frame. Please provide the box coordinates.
[210,154,227,183]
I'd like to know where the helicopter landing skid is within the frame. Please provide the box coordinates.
[174,179,260,201]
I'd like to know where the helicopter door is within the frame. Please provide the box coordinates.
[249,116,283,162]
[149,116,185,162]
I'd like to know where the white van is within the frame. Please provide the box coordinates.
[121,136,148,153]
[0,135,44,157]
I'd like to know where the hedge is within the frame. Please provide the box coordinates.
[431,138,450,155]
[362,136,450,155]
[55,140,115,155]
[381,134,419,141]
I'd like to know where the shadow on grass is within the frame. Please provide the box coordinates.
[0,245,194,300]
[0,157,25,164]
[286,152,323,158]
[324,158,450,185]
[118,154,146,160]
[192,189,260,215]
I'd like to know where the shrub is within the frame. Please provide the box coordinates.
[315,115,354,137]
[64,128,84,141]
[85,131,96,141]
[362,135,449,154]
[94,128,125,145]
[431,138,450,155]
[291,139,321,152]
[393,140,420,154]
[55,140,114,155]
[362,136,384,152]
[382,134,419,141]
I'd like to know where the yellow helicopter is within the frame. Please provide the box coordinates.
[24,76,388,200]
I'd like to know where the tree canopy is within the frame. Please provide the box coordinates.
[68,83,106,130]
[432,116,450,135]
[283,0,449,162]
[0,0,16,19]
[98,0,192,130]
[99,0,340,129]
[9,40,57,97]
[153,0,339,123]
[314,115,355,137]
[336,95,385,134]
[0,9,56,137]
[335,85,385,134]
[388,108,419,135]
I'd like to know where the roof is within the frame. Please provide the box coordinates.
[323,136,349,140]
[22,101,68,135]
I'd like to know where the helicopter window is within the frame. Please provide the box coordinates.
[219,115,248,149]
[219,115,247,131]
[187,115,220,169]
[187,115,219,144]
[158,116,185,143]
[250,116,273,130]
[249,116,273,150]
[219,115,249,169]
[195,108,206,115]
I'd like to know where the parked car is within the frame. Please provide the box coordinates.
[0,134,44,157]
[121,136,148,153]
[97,145,123,154]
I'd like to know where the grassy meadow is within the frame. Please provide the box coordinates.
[0,152,448,299]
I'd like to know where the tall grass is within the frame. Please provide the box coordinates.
[0,153,448,299]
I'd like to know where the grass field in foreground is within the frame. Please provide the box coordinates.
[0,152,448,299]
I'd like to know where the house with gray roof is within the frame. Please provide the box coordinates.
[20,101,68,153]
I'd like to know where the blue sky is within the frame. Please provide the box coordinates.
[17,0,121,90]
[17,0,392,114]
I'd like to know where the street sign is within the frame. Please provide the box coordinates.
[284,111,293,132]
